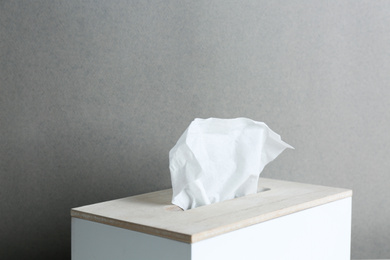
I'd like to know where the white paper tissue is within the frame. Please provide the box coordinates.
[169,118,293,210]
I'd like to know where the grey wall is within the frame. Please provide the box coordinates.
[1,1,389,259]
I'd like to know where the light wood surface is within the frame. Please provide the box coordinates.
[71,178,352,243]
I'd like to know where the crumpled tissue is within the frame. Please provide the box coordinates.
[169,118,293,210]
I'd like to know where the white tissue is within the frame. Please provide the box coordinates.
[169,118,293,210]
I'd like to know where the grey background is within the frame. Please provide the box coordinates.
[1,0,389,259]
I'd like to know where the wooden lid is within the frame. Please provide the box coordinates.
[71,178,352,243]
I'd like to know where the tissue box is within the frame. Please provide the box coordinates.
[71,178,352,260]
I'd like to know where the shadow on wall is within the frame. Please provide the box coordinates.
[1,121,172,259]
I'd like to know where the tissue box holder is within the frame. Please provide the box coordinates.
[71,178,352,260]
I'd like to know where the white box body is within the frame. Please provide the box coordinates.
[71,178,352,260]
